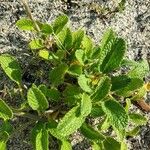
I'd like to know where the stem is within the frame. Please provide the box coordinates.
[21,0,40,32]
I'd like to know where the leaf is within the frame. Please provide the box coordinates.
[72,29,84,50]
[103,137,121,150]
[0,99,13,120]
[40,23,53,35]
[98,118,110,131]
[80,93,92,117]
[92,142,103,150]
[129,113,147,125]
[128,60,149,79]
[39,50,50,60]
[61,140,72,150]
[27,84,48,111]
[31,122,49,150]
[91,76,111,102]
[47,88,61,102]
[90,105,105,117]
[49,63,68,86]
[0,132,9,150]
[56,106,85,137]
[0,121,13,134]
[56,28,72,50]
[68,64,82,76]
[75,49,85,65]
[52,14,68,34]
[100,38,126,73]
[117,0,126,12]
[82,35,93,58]
[126,126,140,137]
[16,18,34,30]
[0,54,22,85]
[80,123,105,141]
[99,29,116,65]
[115,78,144,96]
[29,39,44,50]
[102,99,128,139]
[78,75,92,93]
[111,75,131,91]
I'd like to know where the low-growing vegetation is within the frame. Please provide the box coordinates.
[0,13,149,150]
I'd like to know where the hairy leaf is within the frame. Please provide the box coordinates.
[0,99,13,120]
[27,84,48,111]
[49,63,68,86]
[68,64,82,76]
[75,49,85,65]
[52,14,68,34]
[0,54,22,85]
[129,113,147,125]
[16,18,34,30]
[40,23,53,35]
[91,76,111,102]
[78,75,92,93]
[102,99,128,138]
[61,140,72,150]
[0,132,9,150]
[100,38,126,73]
[91,105,105,117]
[29,39,44,50]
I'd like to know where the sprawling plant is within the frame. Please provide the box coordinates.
[0,14,149,150]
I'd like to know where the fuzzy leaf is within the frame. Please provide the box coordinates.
[0,132,9,150]
[100,38,126,73]
[73,29,84,50]
[52,15,68,34]
[29,39,44,50]
[102,99,128,138]
[39,50,50,60]
[47,88,61,102]
[56,106,85,137]
[91,105,105,117]
[103,137,121,150]
[68,64,82,76]
[16,18,34,30]
[0,99,13,121]
[75,49,85,65]
[80,123,105,141]
[78,75,92,93]
[115,78,144,96]
[82,35,93,58]
[40,23,53,35]
[49,63,68,86]
[128,60,149,79]
[31,122,49,150]
[27,84,48,111]
[129,113,147,125]
[91,76,111,102]
[0,54,22,85]
[61,140,72,150]
[80,93,92,117]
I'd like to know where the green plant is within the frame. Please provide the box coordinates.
[0,14,149,150]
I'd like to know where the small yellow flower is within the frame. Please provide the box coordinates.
[144,82,150,91]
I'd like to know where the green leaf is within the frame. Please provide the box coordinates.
[90,105,105,117]
[61,140,72,150]
[102,99,128,139]
[31,122,49,150]
[72,29,84,50]
[80,123,105,141]
[78,75,92,93]
[99,29,116,65]
[103,137,121,150]
[47,88,61,102]
[39,50,50,60]
[92,142,103,150]
[128,60,149,79]
[0,54,22,85]
[29,39,44,50]
[40,23,53,35]
[100,38,126,73]
[68,64,82,76]
[75,49,85,65]
[115,78,144,96]
[52,14,68,34]
[82,35,93,58]
[98,118,110,131]
[56,106,85,137]
[126,126,140,137]
[0,132,9,150]
[111,75,131,91]
[80,93,92,117]
[63,85,82,105]
[49,63,68,86]
[16,18,34,30]
[0,99,13,120]
[0,121,13,134]
[27,84,48,111]
[56,28,72,50]
[91,76,111,102]
[129,113,147,125]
